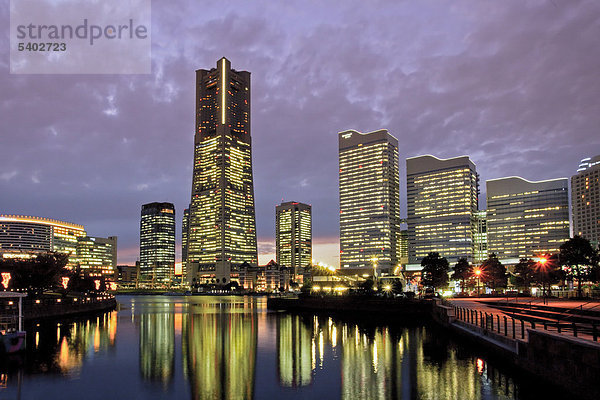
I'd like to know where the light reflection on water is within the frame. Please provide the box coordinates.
[0,296,575,400]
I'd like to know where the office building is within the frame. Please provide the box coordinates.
[76,236,117,278]
[276,201,312,280]
[182,207,190,281]
[486,177,570,263]
[0,214,86,265]
[406,155,479,264]
[187,57,258,285]
[140,202,176,284]
[338,129,401,273]
[572,155,600,246]
[474,211,488,263]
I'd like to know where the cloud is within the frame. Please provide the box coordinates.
[1,0,599,267]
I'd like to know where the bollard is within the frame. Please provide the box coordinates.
[504,316,507,336]
[497,315,500,333]
[573,323,577,338]
[593,323,597,342]
[531,321,535,330]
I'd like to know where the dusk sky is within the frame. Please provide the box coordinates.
[1,0,599,268]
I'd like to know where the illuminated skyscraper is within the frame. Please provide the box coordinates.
[276,201,312,279]
[486,177,570,263]
[572,155,600,246]
[188,57,258,284]
[140,202,176,283]
[76,236,117,278]
[406,155,479,264]
[338,129,400,273]
[182,207,190,281]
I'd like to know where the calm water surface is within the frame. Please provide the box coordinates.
[0,295,574,399]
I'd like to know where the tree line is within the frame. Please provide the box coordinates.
[421,236,600,297]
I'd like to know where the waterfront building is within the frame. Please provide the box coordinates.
[116,264,140,288]
[276,201,312,281]
[0,214,86,265]
[76,236,117,278]
[406,155,479,265]
[572,155,600,246]
[140,202,176,284]
[486,177,570,263]
[182,207,190,281]
[187,57,258,285]
[474,211,488,263]
[338,129,401,274]
[265,260,292,292]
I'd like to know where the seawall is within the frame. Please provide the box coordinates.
[23,297,117,321]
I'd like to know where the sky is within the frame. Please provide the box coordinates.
[1,0,599,268]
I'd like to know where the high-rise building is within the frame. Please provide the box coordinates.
[572,155,600,246]
[474,211,488,263]
[0,214,86,266]
[182,207,190,281]
[276,201,312,279]
[406,155,479,264]
[76,236,117,278]
[338,129,401,273]
[140,202,176,284]
[187,57,258,284]
[486,177,570,263]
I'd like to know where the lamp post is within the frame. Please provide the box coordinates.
[474,269,482,297]
[538,256,548,305]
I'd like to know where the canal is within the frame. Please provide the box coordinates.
[0,295,577,399]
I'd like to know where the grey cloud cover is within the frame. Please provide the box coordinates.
[1,0,599,266]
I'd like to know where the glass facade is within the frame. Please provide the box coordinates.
[338,129,401,272]
[276,201,312,279]
[75,236,117,278]
[486,177,570,263]
[474,211,487,263]
[188,58,257,283]
[140,202,176,283]
[406,155,479,264]
[572,155,600,246]
[181,207,190,281]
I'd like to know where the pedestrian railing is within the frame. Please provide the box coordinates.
[451,305,598,342]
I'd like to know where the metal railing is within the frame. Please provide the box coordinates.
[452,305,598,342]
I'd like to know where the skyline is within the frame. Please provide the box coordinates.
[2,1,600,267]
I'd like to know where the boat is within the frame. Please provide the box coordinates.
[0,292,27,354]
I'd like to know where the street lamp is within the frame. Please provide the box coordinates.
[537,256,548,305]
[474,268,482,297]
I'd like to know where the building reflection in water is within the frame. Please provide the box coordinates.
[139,304,175,386]
[183,300,258,400]
[276,314,312,387]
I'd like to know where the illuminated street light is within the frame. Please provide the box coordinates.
[474,268,482,297]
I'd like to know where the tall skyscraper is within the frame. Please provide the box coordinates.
[486,177,570,263]
[338,129,400,273]
[276,201,312,279]
[140,202,176,284]
[187,57,258,284]
[572,155,600,246]
[406,155,479,264]
[181,207,190,281]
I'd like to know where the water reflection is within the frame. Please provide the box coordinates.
[183,299,257,400]
[0,296,577,400]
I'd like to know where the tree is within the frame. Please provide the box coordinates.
[359,277,374,293]
[480,253,507,290]
[559,236,599,297]
[513,258,537,291]
[420,252,449,292]
[0,252,69,294]
[451,257,471,292]
[392,279,403,295]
